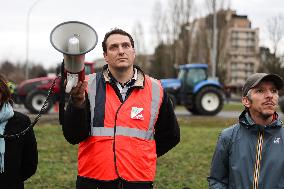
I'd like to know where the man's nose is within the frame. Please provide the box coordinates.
[265,90,274,98]
[118,46,125,55]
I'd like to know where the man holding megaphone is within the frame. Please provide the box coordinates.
[62,28,180,189]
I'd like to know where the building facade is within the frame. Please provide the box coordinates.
[226,13,260,87]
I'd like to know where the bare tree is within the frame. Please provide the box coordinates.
[0,60,49,83]
[182,0,194,24]
[29,64,47,78]
[261,14,284,75]
[168,0,182,41]
[150,0,195,78]
[205,0,230,13]
[267,14,284,55]
[166,0,195,65]
[151,1,166,45]
[202,0,232,83]
[132,21,150,72]
[0,61,23,83]
[132,21,145,55]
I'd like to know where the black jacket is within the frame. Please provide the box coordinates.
[62,67,180,186]
[0,111,38,189]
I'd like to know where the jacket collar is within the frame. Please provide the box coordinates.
[102,65,145,88]
[239,109,283,132]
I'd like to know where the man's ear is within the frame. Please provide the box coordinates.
[242,96,251,108]
[103,52,108,63]
[133,48,136,59]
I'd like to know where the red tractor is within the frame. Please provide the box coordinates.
[14,62,96,114]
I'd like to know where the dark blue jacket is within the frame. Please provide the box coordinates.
[208,110,284,189]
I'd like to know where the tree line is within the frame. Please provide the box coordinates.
[0,60,56,84]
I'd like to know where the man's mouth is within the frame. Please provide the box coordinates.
[263,102,275,106]
[118,57,127,60]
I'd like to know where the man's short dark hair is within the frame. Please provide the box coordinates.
[102,28,135,53]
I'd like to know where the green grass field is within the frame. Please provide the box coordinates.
[25,116,237,189]
[222,102,243,111]
[175,102,244,112]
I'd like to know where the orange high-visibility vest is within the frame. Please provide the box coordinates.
[78,73,163,182]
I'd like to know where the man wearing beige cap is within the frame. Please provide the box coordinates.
[208,73,284,189]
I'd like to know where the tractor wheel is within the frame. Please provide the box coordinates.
[25,90,52,114]
[194,86,223,115]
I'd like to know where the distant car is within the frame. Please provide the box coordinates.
[14,62,95,114]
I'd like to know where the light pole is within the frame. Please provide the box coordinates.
[211,0,218,79]
[185,25,192,64]
[25,0,42,79]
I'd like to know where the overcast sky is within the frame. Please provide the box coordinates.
[0,0,283,69]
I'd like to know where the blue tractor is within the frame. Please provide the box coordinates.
[161,64,224,115]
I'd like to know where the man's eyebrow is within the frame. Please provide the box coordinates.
[109,43,119,47]
[108,42,131,47]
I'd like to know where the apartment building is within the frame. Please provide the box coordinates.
[226,13,260,87]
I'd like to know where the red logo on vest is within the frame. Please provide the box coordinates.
[131,107,144,120]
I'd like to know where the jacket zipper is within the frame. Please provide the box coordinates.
[252,130,264,189]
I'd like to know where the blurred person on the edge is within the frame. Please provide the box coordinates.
[0,74,38,189]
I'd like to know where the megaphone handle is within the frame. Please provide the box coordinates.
[65,73,79,93]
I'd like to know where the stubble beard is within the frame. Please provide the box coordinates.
[258,107,276,122]
[115,64,132,73]
[259,112,273,120]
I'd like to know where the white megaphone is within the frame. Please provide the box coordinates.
[50,21,98,93]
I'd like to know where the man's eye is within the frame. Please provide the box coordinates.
[256,89,263,93]
[109,45,118,50]
[122,43,130,48]
[272,89,278,93]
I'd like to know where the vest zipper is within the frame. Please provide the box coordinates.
[113,102,124,179]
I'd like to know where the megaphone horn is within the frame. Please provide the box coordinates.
[50,21,98,93]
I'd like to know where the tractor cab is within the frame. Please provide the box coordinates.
[178,64,208,94]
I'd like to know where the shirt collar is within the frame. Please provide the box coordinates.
[102,65,145,88]
[107,68,137,87]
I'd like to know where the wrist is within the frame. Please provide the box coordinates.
[71,97,86,108]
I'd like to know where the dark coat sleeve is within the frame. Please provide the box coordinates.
[62,97,91,145]
[208,130,231,189]
[20,115,38,181]
[154,90,180,157]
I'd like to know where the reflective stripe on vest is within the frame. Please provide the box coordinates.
[91,126,154,140]
[87,73,97,128]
